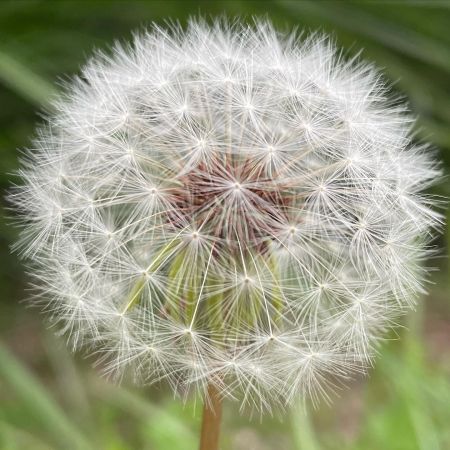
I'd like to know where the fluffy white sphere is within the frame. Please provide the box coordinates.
[11,19,441,411]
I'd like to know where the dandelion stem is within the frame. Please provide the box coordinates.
[199,382,222,450]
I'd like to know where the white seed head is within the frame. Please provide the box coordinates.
[10,19,442,412]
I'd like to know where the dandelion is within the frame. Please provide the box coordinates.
[10,19,442,449]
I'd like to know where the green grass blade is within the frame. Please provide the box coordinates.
[43,334,94,433]
[0,342,92,450]
[0,421,54,450]
[277,0,450,73]
[90,377,197,449]
[0,50,58,106]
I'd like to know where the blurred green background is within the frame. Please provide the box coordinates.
[0,1,449,449]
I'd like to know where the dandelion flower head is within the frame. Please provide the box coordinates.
[11,19,442,411]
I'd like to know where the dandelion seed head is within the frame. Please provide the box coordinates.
[10,19,442,412]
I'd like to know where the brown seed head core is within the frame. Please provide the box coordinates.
[170,156,292,247]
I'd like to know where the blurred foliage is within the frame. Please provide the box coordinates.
[0,1,449,449]
[1,317,449,450]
